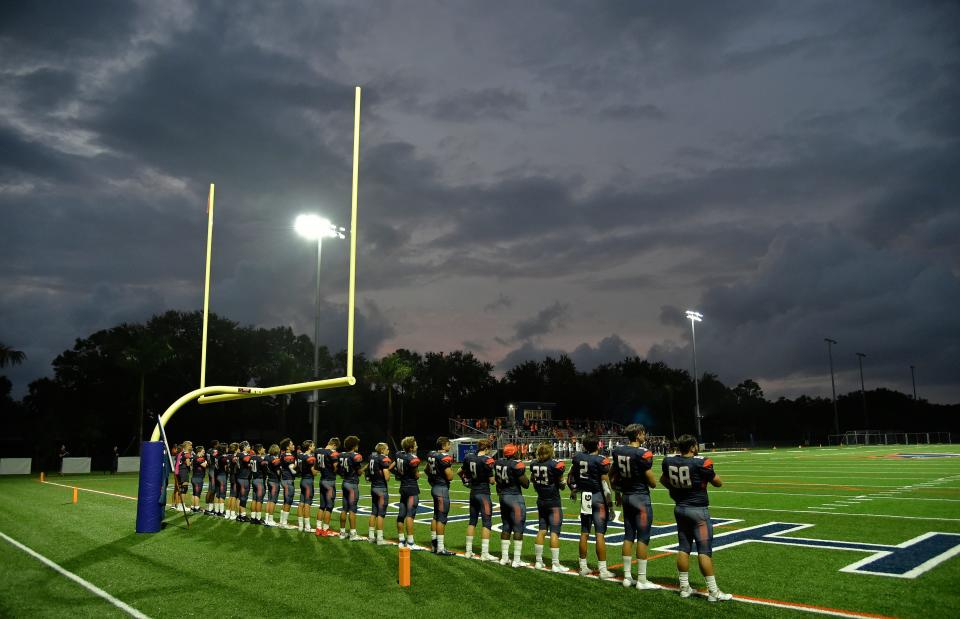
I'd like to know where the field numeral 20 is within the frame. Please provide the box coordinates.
[668,465,692,488]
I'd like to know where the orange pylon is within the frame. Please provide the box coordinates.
[40,472,45,482]
[398,546,411,587]
[72,487,78,504]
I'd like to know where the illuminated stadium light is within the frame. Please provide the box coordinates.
[685,310,703,322]
[295,214,346,240]
[686,310,704,442]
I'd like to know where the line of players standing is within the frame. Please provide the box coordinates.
[172,424,730,602]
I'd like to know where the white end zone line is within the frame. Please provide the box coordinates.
[0,531,151,618]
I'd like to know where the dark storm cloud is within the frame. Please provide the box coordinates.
[598,103,665,121]
[12,68,78,110]
[483,294,513,312]
[0,0,140,58]
[512,302,569,342]
[430,88,528,122]
[497,334,637,373]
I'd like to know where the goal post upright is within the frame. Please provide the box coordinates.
[200,182,215,390]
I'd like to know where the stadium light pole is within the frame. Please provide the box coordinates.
[686,310,703,444]
[825,338,839,435]
[856,352,868,430]
[910,365,918,400]
[295,214,346,446]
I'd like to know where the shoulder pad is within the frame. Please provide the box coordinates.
[514,461,526,470]
[353,453,363,462]
[410,457,421,466]
[601,457,611,466]
[555,460,566,470]
[703,458,714,468]
[331,451,340,458]
[442,455,453,463]
[642,451,654,459]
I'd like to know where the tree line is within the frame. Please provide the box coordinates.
[1,311,956,470]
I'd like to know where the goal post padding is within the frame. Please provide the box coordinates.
[136,441,167,533]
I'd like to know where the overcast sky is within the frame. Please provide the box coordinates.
[2,1,958,403]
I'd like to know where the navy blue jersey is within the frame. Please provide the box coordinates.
[280,452,298,480]
[530,458,565,502]
[338,451,364,484]
[661,454,716,507]
[249,454,264,479]
[426,451,454,487]
[191,454,207,478]
[264,454,281,481]
[368,452,391,488]
[217,451,232,475]
[298,453,318,478]
[207,448,220,473]
[569,452,610,493]
[612,445,654,494]
[315,448,339,481]
[237,452,254,480]
[463,452,496,495]
[494,458,527,496]
[394,451,421,492]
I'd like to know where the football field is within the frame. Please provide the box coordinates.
[1,445,959,618]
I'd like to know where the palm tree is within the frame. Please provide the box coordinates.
[116,326,172,453]
[365,353,413,447]
[0,343,26,368]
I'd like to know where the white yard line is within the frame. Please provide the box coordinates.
[0,531,151,618]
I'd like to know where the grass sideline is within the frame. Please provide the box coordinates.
[1,445,958,618]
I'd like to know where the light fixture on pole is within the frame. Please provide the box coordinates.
[856,352,868,430]
[295,214,346,446]
[685,310,703,443]
[825,338,839,435]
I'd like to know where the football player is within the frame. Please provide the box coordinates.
[177,441,193,502]
[337,435,367,541]
[263,444,281,527]
[530,442,569,572]
[315,437,341,536]
[612,424,659,589]
[568,435,614,579]
[395,436,423,550]
[660,434,731,602]
[458,439,497,561]
[189,445,207,512]
[297,440,318,532]
[426,437,455,555]
[226,442,239,520]
[278,438,298,529]
[236,441,253,523]
[495,444,530,567]
[249,443,266,525]
[204,440,219,514]
[214,442,230,516]
[366,442,392,544]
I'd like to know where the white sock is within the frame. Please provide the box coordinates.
[624,556,633,579]
[637,559,648,581]
[535,544,544,563]
[437,535,445,551]
[304,517,311,529]
[369,529,375,540]
[465,535,474,553]
[481,538,490,555]
[431,530,437,541]
[705,575,719,594]
[377,530,384,541]
[407,534,415,545]
[551,547,560,565]
[322,522,330,531]
[350,529,356,536]
[513,540,523,561]
[501,540,510,558]
[206,503,212,511]
[599,560,607,572]
[297,516,303,529]
[579,558,588,570]
[679,571,690,588]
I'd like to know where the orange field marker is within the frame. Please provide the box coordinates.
[72,487,78,504]
[398,546,411,587]
[39,472,45,482]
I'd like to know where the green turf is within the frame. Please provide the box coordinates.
[1,445,959,618]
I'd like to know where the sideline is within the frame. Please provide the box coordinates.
[0,530,151,618]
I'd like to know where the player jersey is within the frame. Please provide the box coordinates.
[237,451,253,480]
[569,452,610,493]
[217,451,231,476]
[249,454,264,480]
[315,448,339,481]
[207,448,220,473]
[494,458,526,496]
[264,454,281,481]
[426,451,454,487]
[530,458,565,502]
[368,452,391,488]
[298,452,317,478]
[612,444,654,494]
[191,454,206,477]
[662,454,715,507]
[280,451,298,480]
[394,451,421,493]
[463,452,495,495]
[337,451,364,484]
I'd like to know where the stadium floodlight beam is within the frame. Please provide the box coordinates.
[686,310,704,444]
[825,338,839,435]
[296,214,346,446]
[856,352,868,429]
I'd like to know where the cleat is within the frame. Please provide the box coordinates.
[339,531,348,540]
[499,557,511,566]
[511,560,529,569]
[315,528,323,537]
[279,523,295,530]
[431,539,438,552]
[551,564,571,573]
[598,569,615,580]
[679,586,693,599]
[579,567,593,577]
[534,562,546,570]
[407,544,426,551]
[376,538,390,546]
[636,580,660,591]
[708,591,732,602]
[436,549,456,556]
[480,553,498,562]
[349,534,364,541]
[263,520,277,527]
[622,577,634,588]
[464,551,474,559]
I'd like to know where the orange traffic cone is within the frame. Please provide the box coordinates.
[72,487,78,504]
[398,546,411,587]
[40,472,45,482]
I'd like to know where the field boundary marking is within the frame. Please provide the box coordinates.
[0,530,151,619]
